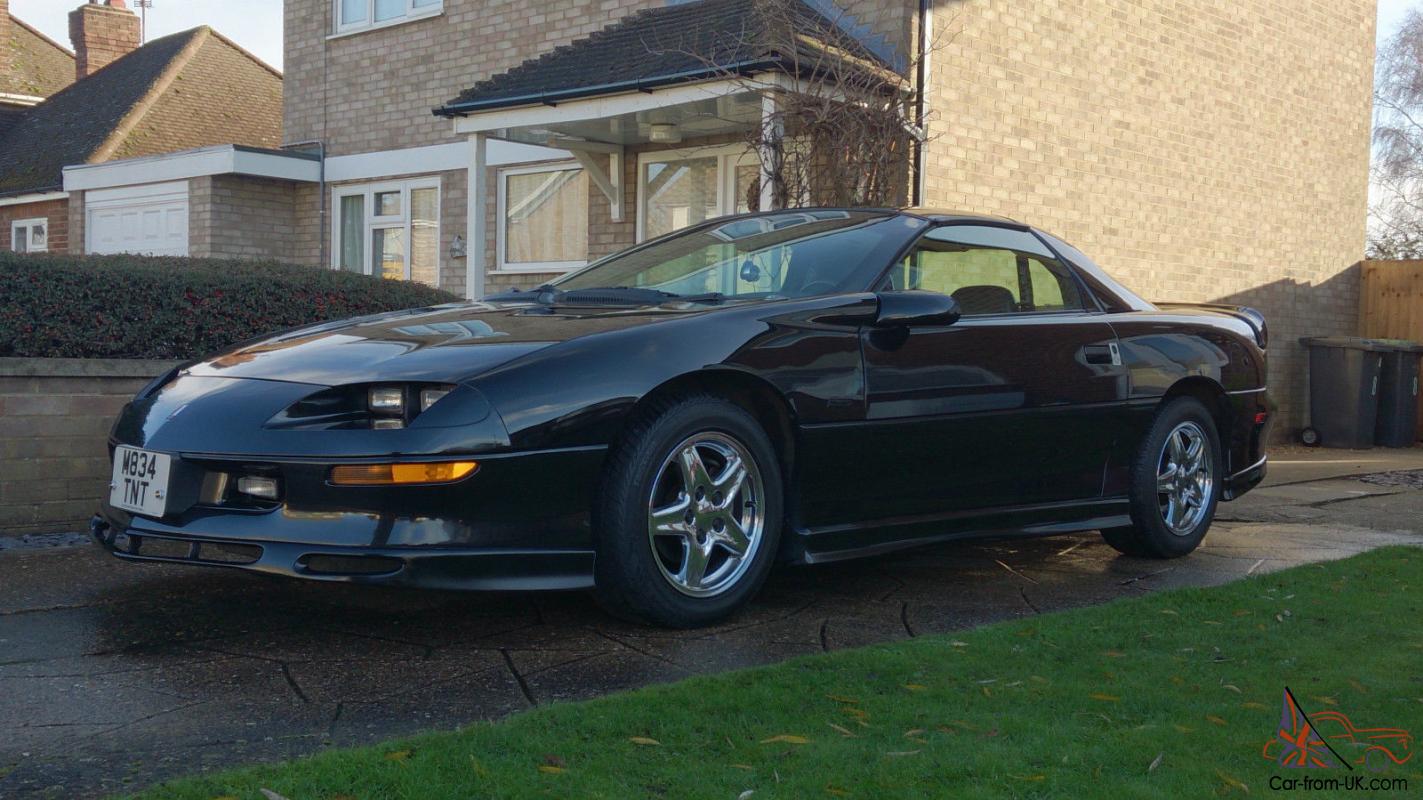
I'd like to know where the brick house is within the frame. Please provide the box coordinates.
[0,0,284,258]
[0,0,75,252]
[53,0,1377,435]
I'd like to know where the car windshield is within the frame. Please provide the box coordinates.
[555,210,925,299]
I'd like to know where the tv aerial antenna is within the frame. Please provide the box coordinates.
[133,0,154,44]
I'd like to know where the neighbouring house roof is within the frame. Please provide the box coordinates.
[435,0,896,117]
[0,26,281,197]
[2,14,75,100]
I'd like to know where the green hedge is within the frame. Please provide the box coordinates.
[0,252,460,360]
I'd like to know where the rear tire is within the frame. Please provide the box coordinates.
[593,395,782,627]
[1100,397,1221,559]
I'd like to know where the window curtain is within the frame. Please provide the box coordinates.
[504,169,588,266]
[338,195,365,273]
[410,187,439,286]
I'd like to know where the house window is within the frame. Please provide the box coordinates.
[333,178,440,286]
[637,145,761,241]
[497,163,589,272]
[10,218,47,253]
[335,0,440,34]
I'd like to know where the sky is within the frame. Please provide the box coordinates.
[1379,0,1415,48]
[10,0,284,71]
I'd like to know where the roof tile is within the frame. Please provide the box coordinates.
[438,0,890,115]
[3,15,75,99]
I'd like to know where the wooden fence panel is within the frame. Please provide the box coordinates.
[1359,259,1423,435]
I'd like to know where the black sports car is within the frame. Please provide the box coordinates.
[93,208,1270,626]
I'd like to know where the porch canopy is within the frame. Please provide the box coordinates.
[433,0,901,298]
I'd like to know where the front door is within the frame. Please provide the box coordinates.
[852,224,1124,522]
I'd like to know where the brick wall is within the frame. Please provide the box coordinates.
[920,0,1375,436]
[0,358,179,535]
[0,198,70,254]
[291,182,323,266]
[188,175,300,261]
[66,190,84,254]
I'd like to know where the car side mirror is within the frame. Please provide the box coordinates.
[874,291,961,327]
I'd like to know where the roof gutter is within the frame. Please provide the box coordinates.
[0,184,64,201]
[432,58,784,118]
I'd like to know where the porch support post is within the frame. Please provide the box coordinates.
[466,132,487,300]
[758,91,781,212]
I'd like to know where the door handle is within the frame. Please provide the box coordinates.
[1084,344,1120,366]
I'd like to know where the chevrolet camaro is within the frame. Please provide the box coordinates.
[92,208,1270,626]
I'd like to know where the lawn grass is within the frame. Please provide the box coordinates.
[131,547,1423,799]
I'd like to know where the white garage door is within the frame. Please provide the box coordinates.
[86,182,189,257]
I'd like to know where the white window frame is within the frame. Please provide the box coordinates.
[635,143,760,242]
[333,0,442,36]
[9,217,47,253]
[495,161,590,274]
[330,177,442,286]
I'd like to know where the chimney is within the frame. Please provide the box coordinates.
[69,0,140,81]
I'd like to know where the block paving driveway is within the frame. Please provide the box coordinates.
[3,447,1422,798]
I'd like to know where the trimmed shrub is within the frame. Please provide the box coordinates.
[0,252,460,360]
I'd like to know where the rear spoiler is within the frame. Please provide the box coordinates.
[1154,303,1268,350]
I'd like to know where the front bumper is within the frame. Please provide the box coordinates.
[90,515,594,591]
[91,442,607,591]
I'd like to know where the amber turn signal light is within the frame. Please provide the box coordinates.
[329,461,478,486]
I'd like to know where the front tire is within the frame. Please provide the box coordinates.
[594,395,783,627]
[1101,397,1221,559]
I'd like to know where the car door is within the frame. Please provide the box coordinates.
[852,224,1125,521]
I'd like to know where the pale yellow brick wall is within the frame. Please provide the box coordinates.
[189,176,301,261]
[291,182,323,266]
[921,0,1375,436]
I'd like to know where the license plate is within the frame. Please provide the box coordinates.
[110,446,172,518]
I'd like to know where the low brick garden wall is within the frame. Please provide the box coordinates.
[0,358,180,535]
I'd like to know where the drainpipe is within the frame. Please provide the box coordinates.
[912,0,931,207]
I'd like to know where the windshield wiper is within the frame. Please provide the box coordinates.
[673,292,728,304]
[487,285,679,306]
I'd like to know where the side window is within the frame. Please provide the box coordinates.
[883,225,1086,315]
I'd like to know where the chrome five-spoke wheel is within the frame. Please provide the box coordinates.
[647,432,765,597]
[1157,420,1214,535]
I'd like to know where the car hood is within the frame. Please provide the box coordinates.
[184,301,702,386]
